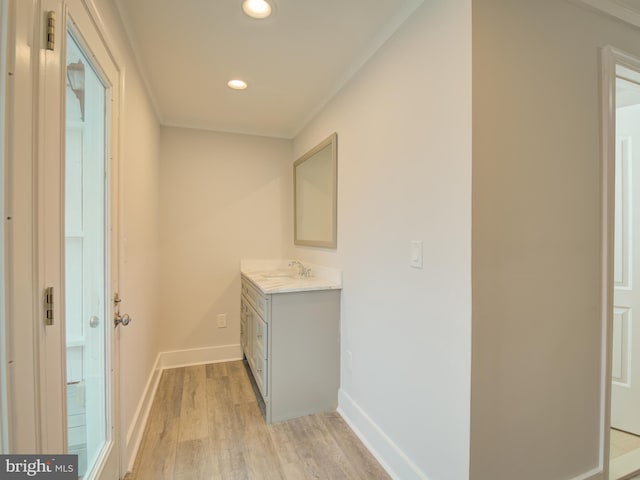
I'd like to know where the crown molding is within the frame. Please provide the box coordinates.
[571,0,640,29]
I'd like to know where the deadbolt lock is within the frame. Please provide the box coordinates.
[113,293,131,327]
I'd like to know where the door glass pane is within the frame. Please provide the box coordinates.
[65,31,107,479]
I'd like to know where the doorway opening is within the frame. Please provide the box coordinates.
[605,48,640,480]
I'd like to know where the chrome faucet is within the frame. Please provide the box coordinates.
[288,260,311,278]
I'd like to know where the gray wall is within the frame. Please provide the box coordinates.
[158,127,291,353]
[471,0,640,478]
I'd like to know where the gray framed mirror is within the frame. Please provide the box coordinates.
[294,133,337,248]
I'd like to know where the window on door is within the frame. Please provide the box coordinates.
[65,30,108,478]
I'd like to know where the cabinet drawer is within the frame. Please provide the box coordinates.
[241,277,267,318]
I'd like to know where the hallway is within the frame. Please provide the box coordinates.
[127,361,390,479]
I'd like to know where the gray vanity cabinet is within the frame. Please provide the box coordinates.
[240,275,340,423]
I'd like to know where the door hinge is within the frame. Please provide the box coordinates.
[44,286,54,326]
[46,11,55,51]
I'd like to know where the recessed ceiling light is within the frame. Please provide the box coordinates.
[228,79,248,90]
[242,0,272,19]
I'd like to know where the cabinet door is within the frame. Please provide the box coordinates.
[240,299,248,355]
[254,313,268,360]
[246,302,268,398]
[253,355,268,397]
[245,301,254,363]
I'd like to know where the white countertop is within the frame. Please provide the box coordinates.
[241,259,342,294]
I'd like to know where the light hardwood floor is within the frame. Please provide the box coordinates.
[610,429,640,480]
[127,361,391,479]
[612,429,640,459]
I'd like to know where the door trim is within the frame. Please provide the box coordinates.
[600,45,640,479]
[37,0,67,454]
[76,0,126,475]
[573,0,640,31]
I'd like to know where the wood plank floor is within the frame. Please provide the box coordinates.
[127,361,391,480]
[611,429,640,480]
[611,429,640,459]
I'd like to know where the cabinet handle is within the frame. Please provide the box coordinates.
[257,334,263,339]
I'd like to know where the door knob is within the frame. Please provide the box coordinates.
[89,315,100,328]
[113,292,131,327]
[114,312,131,328]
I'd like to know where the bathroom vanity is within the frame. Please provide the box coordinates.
[240,261,341,423]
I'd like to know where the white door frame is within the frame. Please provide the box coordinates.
[37,0,67,454]
[600,45,640,480]
[3,0,41,454]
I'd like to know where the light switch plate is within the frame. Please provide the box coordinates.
[410,240,423,269]
[217,314,227,328]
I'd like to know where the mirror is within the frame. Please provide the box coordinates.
[294,133,337,248]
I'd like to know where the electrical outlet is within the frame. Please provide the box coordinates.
[217,314,227,328]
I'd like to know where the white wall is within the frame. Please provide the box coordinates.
[158,127,291,356]
[290,1,472,479]
[471,1,640,479]
[90,0,162,469]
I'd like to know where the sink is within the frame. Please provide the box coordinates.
[261,270,297,279]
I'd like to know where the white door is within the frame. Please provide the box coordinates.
[611,74,640,436]
[40,1,123,478]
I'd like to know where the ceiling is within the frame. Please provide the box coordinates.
[618,63,640,106]
[617,79,640,107]
[114,0,423,139]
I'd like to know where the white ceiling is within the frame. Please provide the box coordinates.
[618,65,640,107]
[617,77,640,108]
[115,0,423,138]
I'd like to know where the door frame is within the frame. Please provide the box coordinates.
[36,0,124,476]
[600,45,640,480]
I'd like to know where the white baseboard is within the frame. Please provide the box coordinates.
[337,389,429,480]
[124,353,162,473]
[570,468,602,480]
[158,344,242,370]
